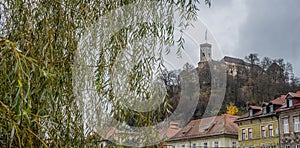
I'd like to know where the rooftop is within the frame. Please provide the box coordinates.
[169,114,239,141]
[221,56,250,66]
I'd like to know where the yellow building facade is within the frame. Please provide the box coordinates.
[235,96,286,148]
[236,115,279,148]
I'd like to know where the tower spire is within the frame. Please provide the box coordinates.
[205,29,208,43]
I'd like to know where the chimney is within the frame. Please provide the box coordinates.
[170,122,179,130]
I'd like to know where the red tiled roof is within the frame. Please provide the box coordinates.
[238,96,286,121]
[254,110,262,116]
[159,122,182,140]
[288,92,300,98]
[166,128,181,139]
[238,112,249,119]
[277,91,300,112]
[161,122,181,139]
[271,95,286,106]
[249,106,262,110]
[169,114,240,141]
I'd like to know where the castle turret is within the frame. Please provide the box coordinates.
[199,30,212,62]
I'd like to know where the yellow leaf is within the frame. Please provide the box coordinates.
[18,79,23,87]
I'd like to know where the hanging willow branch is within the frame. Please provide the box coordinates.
[0,0,211,147]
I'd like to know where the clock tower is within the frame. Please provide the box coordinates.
[199,30,212,62]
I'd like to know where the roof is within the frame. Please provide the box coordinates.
[200,43,212,47]
[236,95,287,122]
[159,122,181,140]
[277,91,300,112]
[249,106,262,110]
[221,56,250,66]
[166,127,181,139]
[287,92,300,98]
[271,95,286,106]
[169,114,239,141]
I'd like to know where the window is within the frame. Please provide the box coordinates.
[296,144,300,148]
[248,128,252,139]
[203,142,208,148]
[242,129,246,140]
[284,118,289,134]
[269,125,273,137]
[192,143,196,148]
[269,104,274,112]
[261,126,266,138]
[214,141,219,148]
[288,99,293,107]
[263,106,267,114]
[249,109,253,117]
[294,117,300,132]
[285,145,290,148]
[181,144,185,148]
[232,141,237,148]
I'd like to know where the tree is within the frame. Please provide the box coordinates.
[245,53,259,65]
[260,57,272,71]
[0,0,212,147]
[226,102,239,115]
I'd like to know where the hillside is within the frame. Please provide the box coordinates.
[163,54,300,122]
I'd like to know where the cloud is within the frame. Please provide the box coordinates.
[197,0,248,56]
[196,0,300,76]
[238,0,300,75]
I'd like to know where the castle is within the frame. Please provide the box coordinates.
[197,32,253,77]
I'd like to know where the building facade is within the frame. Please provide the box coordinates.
[278,92,300,148]
[166,114,239,148]
[235,95,286,148]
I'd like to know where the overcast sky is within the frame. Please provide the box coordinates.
[195,0,300,76]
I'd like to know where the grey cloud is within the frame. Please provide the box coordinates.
[237,0,300,75]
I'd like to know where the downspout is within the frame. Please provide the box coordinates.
[277,113,281,147]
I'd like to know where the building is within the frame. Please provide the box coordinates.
[235,95,286,148]
[220,56,251,77]
[278,91,300,148]
[199,30,212,63]
[161,122,182,148]
[166,114,240,148]
[200,43,212,62]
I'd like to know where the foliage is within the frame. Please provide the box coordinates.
[0,0,212,147]
[226,102,238,115]
[224,53,300,115]
[189,53,300,119]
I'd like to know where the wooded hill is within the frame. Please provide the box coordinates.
[163,53,300,122]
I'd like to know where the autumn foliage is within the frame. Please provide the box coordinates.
[226,103,239,115]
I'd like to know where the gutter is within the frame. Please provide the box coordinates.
[235,112,277,122]
[167,133,238,142]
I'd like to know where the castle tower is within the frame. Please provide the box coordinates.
[199,30,212,62]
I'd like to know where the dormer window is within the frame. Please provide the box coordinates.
[269,104,274,113]
[249,109,253,117]
[263,106,267,114]
[288,99,293,107]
